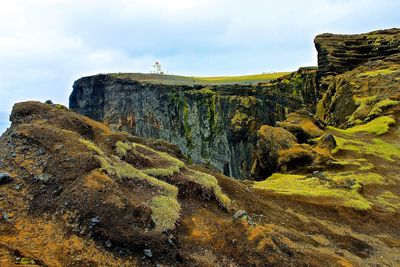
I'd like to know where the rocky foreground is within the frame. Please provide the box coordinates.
[0,28,400,266]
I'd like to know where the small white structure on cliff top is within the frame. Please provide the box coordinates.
[153,61,164,74]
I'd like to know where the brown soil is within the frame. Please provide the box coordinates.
[0,102,399,266]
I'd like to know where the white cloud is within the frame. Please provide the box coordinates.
[0,0,399,113]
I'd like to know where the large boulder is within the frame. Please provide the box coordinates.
[251,126,297,179]
[277,110,324,143]
[251,125,335,180]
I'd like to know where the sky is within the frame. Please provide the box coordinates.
[0,0,399,120]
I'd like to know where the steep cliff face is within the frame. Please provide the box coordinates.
[70,68,318,179]
[315,29,400,127]
[315,28,400,77]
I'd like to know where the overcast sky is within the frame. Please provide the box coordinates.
[0,0,399,114]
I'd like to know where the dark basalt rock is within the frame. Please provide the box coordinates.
[70,69,318,179]
[315,28,400,77]
[0,172,12,184]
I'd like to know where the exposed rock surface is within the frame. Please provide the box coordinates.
[251,125,333,180]
[70,68,318,179]
[276,110,324,143]
[315,53,400,127]
[315,28,400,77]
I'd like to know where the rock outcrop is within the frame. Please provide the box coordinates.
[315,28,400,77]
[315,48,400,127]
[2,28,400,266]
[250,117,331,180]
[70,68,318,179]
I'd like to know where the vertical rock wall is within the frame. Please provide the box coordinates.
[70,69,318,179]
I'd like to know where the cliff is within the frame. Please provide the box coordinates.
[315,28,400,77]
[70,68,318,179]
[2,28,400,266]
[315,29,400,127]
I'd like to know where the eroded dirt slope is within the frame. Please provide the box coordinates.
[0,102,399,266]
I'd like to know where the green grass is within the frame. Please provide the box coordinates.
[109,72,291,85]
[194,72,291,83]
[328,116,395,136]
[253,173,371,210]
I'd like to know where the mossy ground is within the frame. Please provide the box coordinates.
[254,116,400,212]
[80,138,232,230]
[328,116,395,135]
[253,173,372,210]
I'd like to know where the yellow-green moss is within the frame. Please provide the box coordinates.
[367,99,399,118]
[80,138,181,230]
[133,143,185,176]
[99,156,178,197]
[115,141,131,157]
[253,173,371,210]
[149,195,181,231]
[328,116,395,136]
[79,138,105,156]
[375,191,400,212]
[231,111,248,124]
[357,68,398,78]
[347,96,377,124]
[115,141,185,178]
[327,171,384,186]
[333,136,400,162]
[240,96,257,109]
[186,170,231,208]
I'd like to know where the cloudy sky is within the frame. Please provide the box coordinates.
[0,0,399,115]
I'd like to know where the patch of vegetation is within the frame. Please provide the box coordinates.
[195,72,291,83]
[79,138,182,231]
[109,72,291,85]
[333,136,400,162]
[186,170,231,208]
[357,68,398,78]
[149,195,181,231]
[183,101,194,150]
[115,141,131,157]
[327,171,384,186]
[115,141,185,177]
[79,138,105,156]
[328,116,395,136]
[240,96,257,109]
[231,111,248,125]
[375,191,400,212]
[346,96,377,124]
[367,99,399,118]
[17,257,37,265]
[253,173,371,210]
